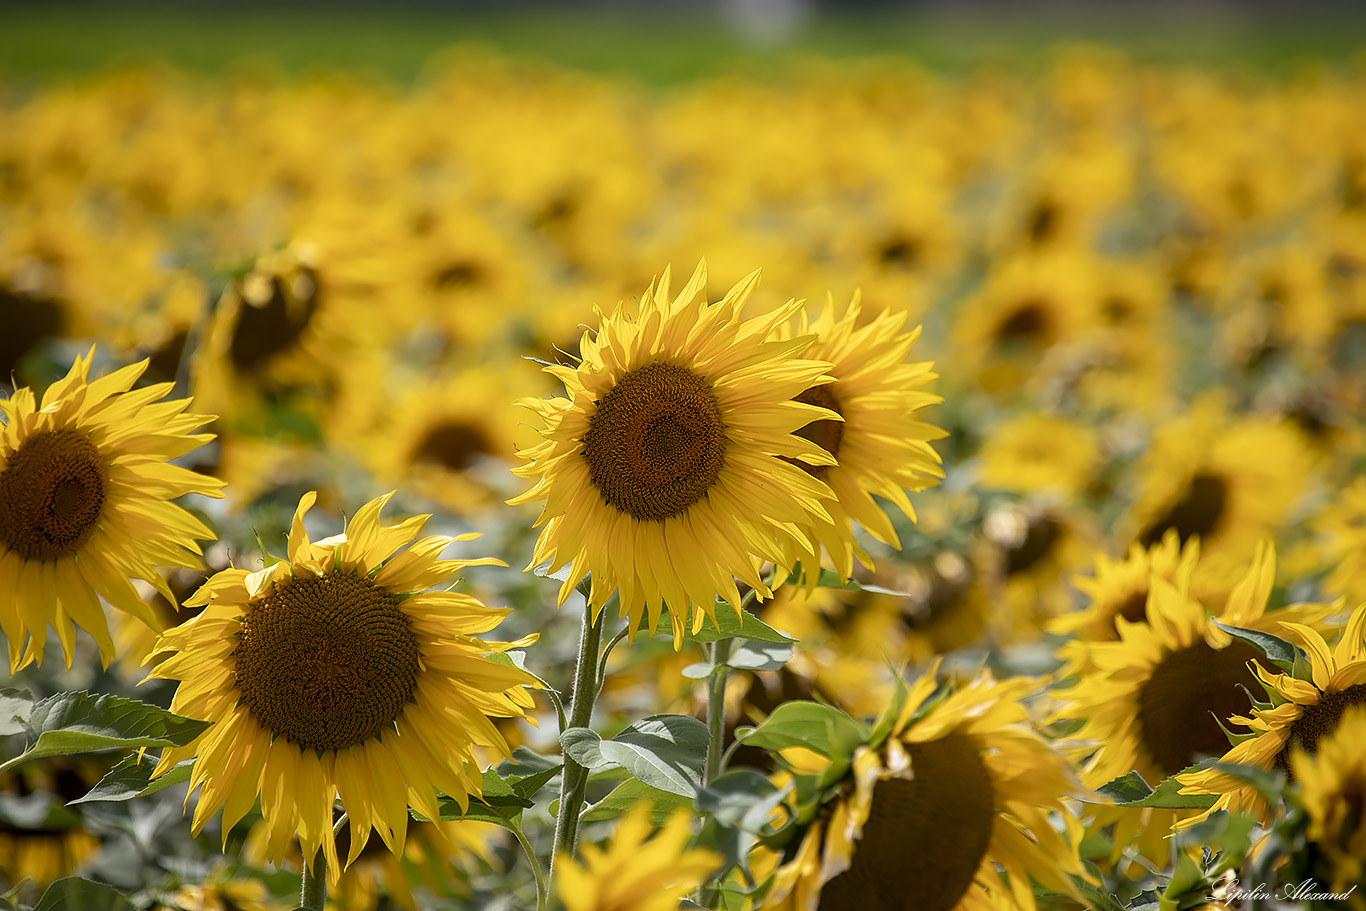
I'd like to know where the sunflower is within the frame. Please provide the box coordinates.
[0,348,223,671]
[145,491,539,882]
[1178,602,1366,826]
[1048,530,1201,668]
[555,806,721,911]
[976,413,1100,501]
[1122,394,1313,583]
[1052,543,1336,861]
[773,290,945,584]
[510,260,838,639]
[765,664,1086,911]
[1288,705,1366,904]
[980,502,1100,640]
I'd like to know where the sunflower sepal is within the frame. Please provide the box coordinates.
[1210,619,1302,677]
[691,768,794,886]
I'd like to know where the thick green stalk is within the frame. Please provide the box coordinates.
[300,850,326,911]
[549,596,606,876]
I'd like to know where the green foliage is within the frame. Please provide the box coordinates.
[0,691,210,776]
[69,755,194,804]
[1090,770,1218,810]
[652,606,796,644]
[1211,621,1303,677]
[561,715,708,798]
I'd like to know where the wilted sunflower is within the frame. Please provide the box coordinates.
[1178,602,1366,826]
[0,348,223,671]
[555,806,721,911]
[766,665,1086,911]
[510,261,837,639]
[774,291,945,584]
[146,491,538,881]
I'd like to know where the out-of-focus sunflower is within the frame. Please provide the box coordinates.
[0,349,223,670]
[977,413,1100,501]
[1310,476,1366,605]
[244,816,503,910]
[1289,705,1366,905]
[555,806,720,911]
[980,502,1100,638]
[0,756,108,898]
[155,862,286,911]
[1049,529,1201,656]
[1122,394,1313,583]
[510,261,837,639]
[948,252,1098,396]
[145,491,539,882]
[1178,603,1366,826]
[1054,543,1336,860]
[341,363,548,517]
[765,665,1086,911]
[775,291,945,583]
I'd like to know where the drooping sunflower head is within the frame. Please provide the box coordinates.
[766,665,1085,911]
[146,491,539,882]
[511,260,840,641]
[773,290,945,583]
[0,348,223,671]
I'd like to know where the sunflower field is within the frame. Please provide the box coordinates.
[3,25,1366,911]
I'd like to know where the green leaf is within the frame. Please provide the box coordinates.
[695,769,789,835]
[493,749,563,803]
[0,792,80,830]
[1211,621,1300,676]
[738,701,870,761]
[69,755,195,805]
[561,714,708,798]
[12,692,211,770]
[0,688,33,738]
[33,877,137,911]
[1172,809,1259,866]
[789,563,911,597]
[682,640,794,678]
[581,779,693,825]
[1159,852,1208,911]
[1088,771,1217,810]
[653,607,795,644]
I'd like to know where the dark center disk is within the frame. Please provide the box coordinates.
[994,299,1052,346]
[1275,684,1366,775]
[1139,473,1228,548]
[783,384,844,481]
[229,268,320,373]
[411,420,493,472]
[1004,517,1063,576]
[232,570,422,752]
[0,429,108,562]
[1109,589,1151,635]
[1136,640,1263,777]
[582,361,727,522]
[818,734,995,911]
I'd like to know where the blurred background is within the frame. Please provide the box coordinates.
[4,0,1365,82]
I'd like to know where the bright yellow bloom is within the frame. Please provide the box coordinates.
[556,806,721,911]
[1291,705,1366,901]
[147,491,538,883]
[1179,602,1366,826]
[0,348,222,670]
[511,260,837,640]
[776,291,945,583]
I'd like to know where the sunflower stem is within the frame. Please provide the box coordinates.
[705,638,734,785]
[300,849,326,911]
[550,594,607,877]
[511,822,549,911]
